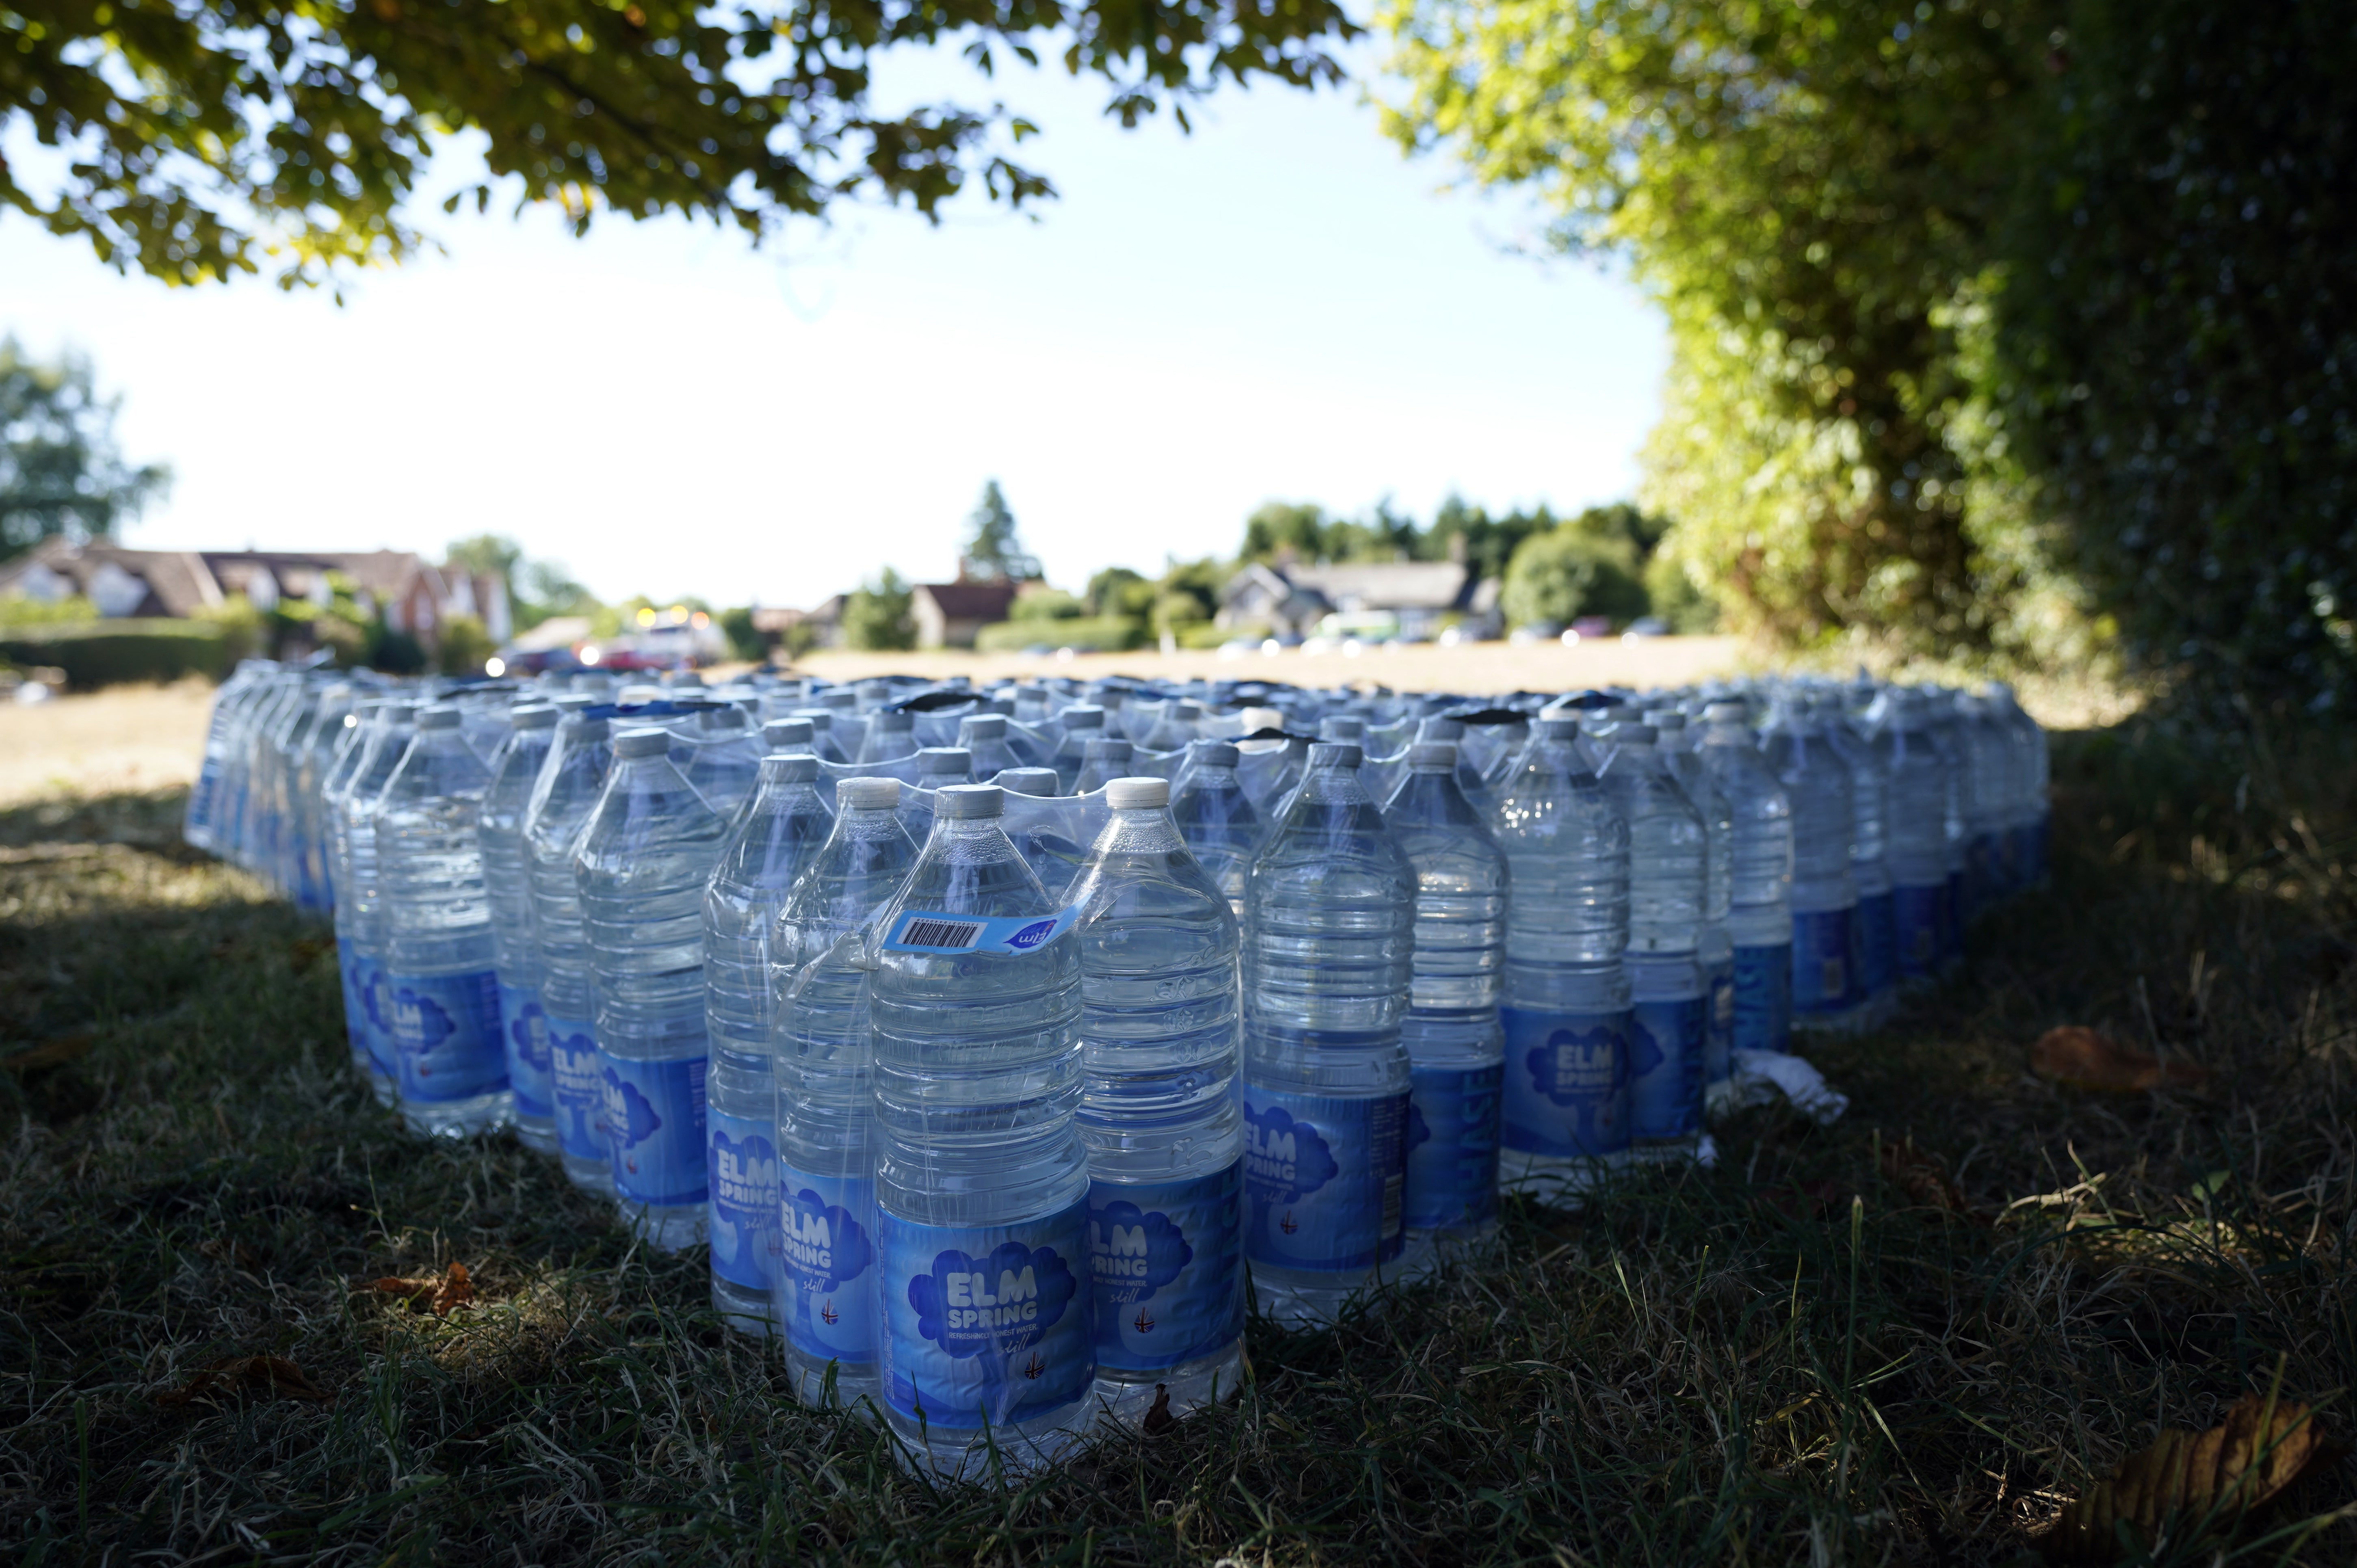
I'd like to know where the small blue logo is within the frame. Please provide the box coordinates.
[908,1240,1079,1358]
[1006,919,1057,950]
[1242,1103,1340,1205]
[1405,1097,1433,1154]
[1087,1200,1193,1304]
[600,1069,663,1149]
[1529,1022,1627,1108]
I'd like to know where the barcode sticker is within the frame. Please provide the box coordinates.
[881,904,1084,956]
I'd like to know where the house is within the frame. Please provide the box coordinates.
[1216,558,1502,642]
[911,580,1019,650]
[751,595,845,652]
[0,539,511,652]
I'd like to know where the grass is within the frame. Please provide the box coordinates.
[4,713,2355,1566]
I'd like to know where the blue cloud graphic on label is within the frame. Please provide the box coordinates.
[1087,1200,1193,1306]
[1405,1097,1433,1154]
[362,971,394,1033]
[711,1129,776,1211]
[1528,1022,1627,1107]
[1628,1017,1667,1077]
[1242,1103,1340,1205]
[600,1069,663,1149]
[784,1187,874,1291]
[1005,919,1058,950]
[390,988,455,1052]
[908,1240,1078,1358]
[509,1004,548,1062]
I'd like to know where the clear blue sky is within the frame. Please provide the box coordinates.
[2,41,1667,610]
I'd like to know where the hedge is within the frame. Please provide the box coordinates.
[0,619,229,689]
[973,615,1147,653]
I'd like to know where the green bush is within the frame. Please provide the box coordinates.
[974,615,1145,653]
[1501,521,1648,630]
[435,613,496,676]
[0,619,227,689]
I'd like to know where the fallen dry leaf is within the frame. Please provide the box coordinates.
[365,1260,476,1316]
[2,1032,97,1073]
[1142,1383,1177,1437]
[2032,1026,2209,1093]
[1879,1137,1990,1224]
[2041,1393,2329,1561]
[156,1354,333,1407]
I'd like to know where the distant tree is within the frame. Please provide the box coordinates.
[1239,502,1332,564]
[1086,566,1152,619]
[1419,494,1556,583]
[1,338,170,561]
[1009,586,1087,623]
[842,568,916,651]
[1501,518,1649,630]
[445,533,522,582]
[436,613,497,675]
[719,606,766,662]
[958,482,1042,583]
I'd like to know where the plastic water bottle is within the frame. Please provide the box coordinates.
[859,708,918,765]
[1491,716,1632,1203]
[1051,706,1107,793]
[525,699,616,1193]
[957,714,1022,780]
[1701,702,1795,1052]
[868,783,1093,1475]
[1074,737,1133,795]
[374,704,511,1136]
[1593,725,1706,1159]
[1170,741,1261,919]
[703,734,835,1332]
[1762,696,1860,1032]
[1985,685,2050,885]
[575,726,729,1250]
[1650,712,1735,1085]
[772,777,917,1408]
[334,702,418,1106]
[1811,693,1894,1025]
[1240,742,1415,1325]
[1138,701,1202,753]
[1952,693,2013,909]
[1874,690,1952,984]
[679,704,763,815]
[480,703,560,1153]
[1383,742,1506,1253]
[1065,776,1245,1425]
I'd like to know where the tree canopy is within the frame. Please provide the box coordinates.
[957,479,1041,582]
[3,0,1356,289]
[0,336,170,560]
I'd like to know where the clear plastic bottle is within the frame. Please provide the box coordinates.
[1493,716,1632,1204]
[1065,777,1245,1426]
[1169,740,1261,919]
[1592,725,1706,1159]
[1954,692,2015,910]
[772,779,917,1409]
[334,702,418,1106]
[1983,683,2048,891]
[1872,690,1952,985]
[1651,712,1736,1085]
[1815,692,1895,1027]
[957,714,1022,781]
[1240,742,1416,1325]
[321,698,384,1079]
[1138,700,1202,754]
[1073,737,1134,795]
[1761,696,1859,1034]
[525,698,616,1193]
[859,707,918,766]
[703,735,835,1332]
[868,784,1093,1477]
[376,705,512,1137]
[1051,706,1107,793]
[186,660,272,852]
[575,727,729,1251]
[480,703,560,1153]
[678,704,764,816]
[1383,743,1507,1254]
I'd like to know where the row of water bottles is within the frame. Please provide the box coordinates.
[183,660,2047,1476]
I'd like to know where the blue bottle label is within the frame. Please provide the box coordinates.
[781,1171,880,1367]
[548,1013,605,1160]
[384,969,506,1104]
[1240,1088,1409,1274]
[598,1052,707,1208]
[337,943,371,1063]
[1706,956,1736,1084]
[357,957,398,1078]
[1628,993,1706,1140]
[1733,944,1793,1053]
[1500,1007,1631,1158]
[708,1109,779,1292]
[880,904,1083,955]
[1404,1064,1502,1231]
[1893,884,1943,979]
[498,980,553,1120]
[1088,1163,1245,1374]
[1791,908,1854,1016]
[879,1200,1093,1431]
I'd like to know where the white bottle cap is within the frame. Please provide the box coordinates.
[1105,777,1170,810]
[838,777,901,809]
